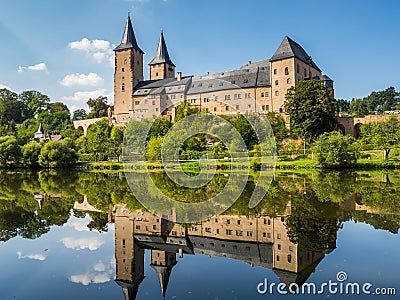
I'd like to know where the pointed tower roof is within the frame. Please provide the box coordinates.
[270,36,320,71]
[151,262,176,297]
[35,123,43,134]
[114,14,144,53]
[149,32,175,67]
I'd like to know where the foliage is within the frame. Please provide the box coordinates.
[174,100,200,123]
[19,90,50,117]
[337,99,350,113]
[0,88,28,124]
[38,140,78,168]
[146,136,163,160]
[349,98,370,117]
[312,131,357,168]
[266,112,288,141]
[72,109,87,121]
[50,102,69,113]
[360,115,400,159]
[86,96,110,118]
[110,126,124,161]
[0,135,20,167]
[148,118,172,138]
[38,110,71,134]
[231,113,258,149]
[85,118,111,161]
[284,79,337,142]
[363,86,399,112]
[21,141,42,167]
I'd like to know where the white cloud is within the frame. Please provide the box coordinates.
[18,62,47,73]
[60,73,104,87]
[60,237,104,251]
[69,259,115,286]
[61,89,110,102]
[0,84,11,90]
[17,251,47,261]
[69,38,115,65]
[65,218,91,232]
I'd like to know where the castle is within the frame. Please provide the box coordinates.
[112,15,334,124]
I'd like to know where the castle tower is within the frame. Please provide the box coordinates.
[149,32,175,80]
[113,14,144,124]
[114,205,145,300]
[150,250,177,297]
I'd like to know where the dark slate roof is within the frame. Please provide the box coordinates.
[149,32,175,67]
[313,74,333,81]
[270,36,320,71]
[114,15,144,53]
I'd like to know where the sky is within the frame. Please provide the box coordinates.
[1,0,399,112]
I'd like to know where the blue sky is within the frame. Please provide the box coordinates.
[1,0,399,112]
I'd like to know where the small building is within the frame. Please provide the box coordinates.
[33,123,62,142]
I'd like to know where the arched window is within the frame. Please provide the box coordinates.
[122,83,125,91]
[284,67,289,75]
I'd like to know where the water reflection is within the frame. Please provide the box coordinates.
[0,170,399,299]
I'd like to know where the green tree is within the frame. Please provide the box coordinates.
[312,131,357,168]
[266,112,287,141]
[232,113,258,149]
[337,99,350,113]
[0,135,20,167]
[146,136,163,160]
[149,118,172,138]
[349,98,370,117]
[38,140,78,168]
[49,102,69,113]
[38,110,71,134]
[360,115,400,159]
[284,79,337,142]
[18,90,50,117]
[110,126,124,161]
[0,88,27,124]
[364,86,399,112]
[72,109,87,121]
[174,100,199,123]
[86,96,110,118]
[86,118,111,161]
[21,141,42,167]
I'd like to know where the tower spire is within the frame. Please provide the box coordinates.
[149,31,175,67]
[114,14,144,53]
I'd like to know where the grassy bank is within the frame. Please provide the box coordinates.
[82,154,400,172]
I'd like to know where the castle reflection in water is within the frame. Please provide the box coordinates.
[111,203,337,299]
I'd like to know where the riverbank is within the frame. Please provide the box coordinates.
[82,155,400,172]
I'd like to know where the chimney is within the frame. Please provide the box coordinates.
[248,60,252,65]
[177,72,182,81]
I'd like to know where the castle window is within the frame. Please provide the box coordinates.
[277,255,280,261]
[289,246,293,251]
[275,91,279,96]
[122,84,125,91]
[261,92,265,97]
[213,107,217,112]
[172,231,177,236]
[190,99,196,104]
[247,231,252,237]
[122,68,125,72]
[215,96,218,100]
[274,69,277,75]
[275,80,279,85]
[243,79,248,83]
[231,80,236,84]
[209,84,213,88]
[155,108,159,112]
[151,95,156,99]
[277,233,281,239]
[237,220,241,225]
[124,59,127,65]
[219,82,223,86]
[137,60,139,65]
[205,228,211,233]
[224,95,231,100]
[267,233,271,238]
[216,229,219,234]
[227,219,230,224]
[234,94,241,100]
[152,101,156,105]
[287,255,292,263]
[285,67,289,75]
[265,92,269,97]
[287,78,291,84]
[135,101,140,105]
[198,83,202,87]
[304,68,307,77]
[245,93,251,99]
[226,229,232,235]
[122,76,125,80]
[279,107,283,113]
[263,232,266,237]
[262,105,265,111]
[278,244,281,250]
[236,105,239,110]
[136,225,140,230]
[226,106,229,111]
[297,64,300,73]
[156,72,158,76]
[236,230,243,236]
